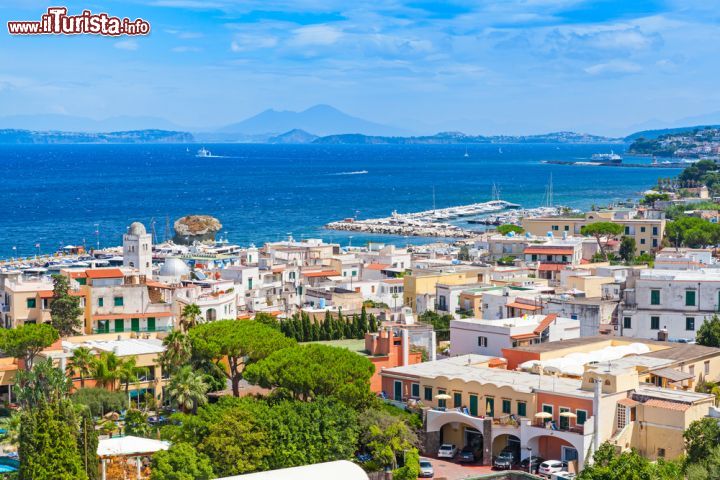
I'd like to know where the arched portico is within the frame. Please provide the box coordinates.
[424,409,492,464]
[492,433,521,457]
[526,433,583,470]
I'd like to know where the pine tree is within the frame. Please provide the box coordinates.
[301,312,312,342]
[322,311,332,341]
[77,408,99,480]
[369,313,378,332]
[359,306,369,334]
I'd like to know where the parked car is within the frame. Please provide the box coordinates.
[458,446,476,463]
[538,460,569,477]
[493,449,517,470]
[519,456,545,473]
[437,444,457,459]
[419,459,434,478]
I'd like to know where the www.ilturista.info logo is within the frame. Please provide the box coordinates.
[7,7,150,36]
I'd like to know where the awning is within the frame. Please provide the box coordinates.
[538,263,566,272]
[97,436,169,458]
[651,367,695,383]
[525,247,574,255]
[506,302,542,311]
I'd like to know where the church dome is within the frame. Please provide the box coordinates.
[159,257,190,277]
[128,222,147,236]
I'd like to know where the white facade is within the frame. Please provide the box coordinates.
[123,222,152,277]
[449,315,580,357]
[621,269,720,342]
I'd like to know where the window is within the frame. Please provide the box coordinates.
[617,405,627,429]
[502,399,511,414]
[686,290,697,306]
[552,225,559,231]
[424,386,432,401]
[650,290,660,305]
[577,409,587,425]
[477,336,488,348]
[26,298,36,309]
[147,317,156,332]
[113,296,123,307]
[562,255,568,262]
[651,316,660,330]
[690,365,695,377]
[559,407,570,430]
[653,226,658,235]
[640,238,646,245]
[98,297,104,307]
[114,319,124,332]
[705,361,710,375]
[411,383,420,398]
[624,226,630,235]
[485,397,495,417]
[248,278,253,289]
[653,239,658,247]
[131,318,140,332]
[686,317,695,331]
[623,317,632,329]
[542,404,553,424]
[564,225,569,231]
[352,270,357,277]
[517,401,527,417]
[640,226,646,233]
[453,392,462,408]
[657,448,666,458]
[531,254,537,261]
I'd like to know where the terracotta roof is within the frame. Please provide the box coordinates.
[488,358,507,367]
[617,398,640,407]
[86,269,124,279]
[70,271,87,279]
[533,314,557,334]
[271,266,285,273]
[506,301,542,311]
[642,399,690,411]
[525,247,575,255]
[301,270,340,278]
[39,290,54,298]
[511,332,538,340]
[538,263,567,272]
[145,280,173,289]
[365,263,391,271]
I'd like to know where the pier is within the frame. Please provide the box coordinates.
[325,200,520,238]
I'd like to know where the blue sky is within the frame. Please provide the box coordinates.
[1,0,719,135]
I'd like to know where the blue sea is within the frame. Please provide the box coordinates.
[0,143,680,258]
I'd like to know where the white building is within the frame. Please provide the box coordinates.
[621,269,720,342]
[123,222,152,277]
[450,314,580,357]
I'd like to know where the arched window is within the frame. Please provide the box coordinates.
[206,308,217,321]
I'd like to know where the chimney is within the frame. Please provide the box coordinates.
[658,327,669,342]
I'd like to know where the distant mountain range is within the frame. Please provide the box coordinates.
[624,125,720,142]
[311,131,621,145]
[0,129,193,144]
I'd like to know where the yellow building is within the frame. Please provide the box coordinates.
[521,211,665,255]
[403,267,488,312]
[0,273,54,328]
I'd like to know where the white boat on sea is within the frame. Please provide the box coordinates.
[196,147,212,158]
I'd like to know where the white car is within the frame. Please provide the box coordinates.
[538,460,568,477]
[437,444,457,459]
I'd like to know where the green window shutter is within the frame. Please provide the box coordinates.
[424,386,433,401]
[502,399,511,414]
[517,401,527,417]
[623,317,632,329]
[98,298,104,307]
[114,296,123,307]
[577,410,587,425]
[438,389,446,409]
[114,319,124,332]
[147,317,156,332]
[469,394,478,416]
[131,318,140,332]
[650,290,660,305]
[686,290,696,306]
[411,383,420,398]
[559,408,570,430]
[453,392,462,408]
[686,317,695,331]
[26,298,36,309]
[651,316,660,330]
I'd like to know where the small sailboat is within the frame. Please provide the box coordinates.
[498,147,503,154]
[464,147,469,158]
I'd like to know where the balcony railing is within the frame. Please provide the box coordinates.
[92,325,172,334]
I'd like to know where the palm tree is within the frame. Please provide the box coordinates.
[160,331,192,375]
[66,346,94,388]
[166,365,208,414]
[0,413,21,448]
[180,303,202,332]
[90,351,121,391]
[117,357,142,406]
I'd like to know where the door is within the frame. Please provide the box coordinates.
[543,404,553,424]
[393,381,402,401]
[114,319,124,332]
[131,318,140,332]
[562,447,578,462]
[147,317,156,332]
[454,392,462,409]
[559,408,570,430]
[469,394,478,416]
[485,397,494,417]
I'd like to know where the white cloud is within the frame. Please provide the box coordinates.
[290,25,343,46]
[231,34,278,52]
[584,60,642,75]
[114,40,139,51]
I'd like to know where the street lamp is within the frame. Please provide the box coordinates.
[526,446,533,474]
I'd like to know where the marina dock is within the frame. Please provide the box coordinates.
[325,200,520,238]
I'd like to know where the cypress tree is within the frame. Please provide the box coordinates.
[369,313,378,332]
[359,306,369,334]
[322,311,332,341]
[77,408,99,480]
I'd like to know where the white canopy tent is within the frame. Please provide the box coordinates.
[97,436,170,480]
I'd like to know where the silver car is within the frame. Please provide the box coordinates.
[419,459,434,478]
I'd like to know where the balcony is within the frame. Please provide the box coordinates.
[92,325,172,334]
